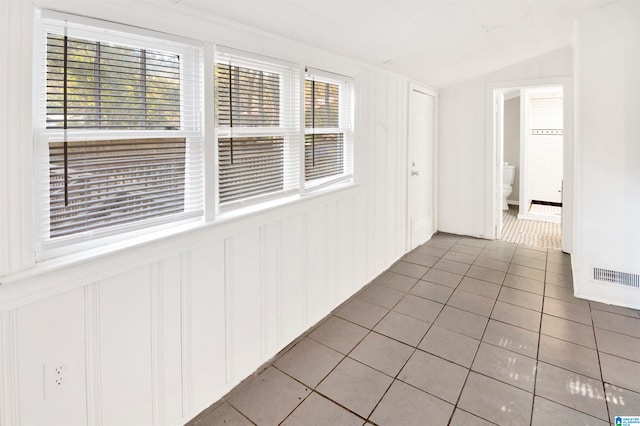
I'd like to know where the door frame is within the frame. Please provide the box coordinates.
[406,82,438,251]
[486,76,574,253]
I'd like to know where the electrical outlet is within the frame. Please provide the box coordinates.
[44,359,72,399]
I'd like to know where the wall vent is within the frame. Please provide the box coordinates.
[593,267,640,289]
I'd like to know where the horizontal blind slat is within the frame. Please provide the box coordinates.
[47,137,198,237]
[217,136,284,203]
[46,33,182,131]
[215,62,281,128]
[304,132,344,181]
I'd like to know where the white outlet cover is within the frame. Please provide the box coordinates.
[44,358,73,399]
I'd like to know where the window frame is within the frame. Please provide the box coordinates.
[29,11,357,263]
[213,46,301,212]
[304,67,354,191]
[34,11,205,259]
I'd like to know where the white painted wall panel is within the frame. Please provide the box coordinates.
[353,189,370,288]
[335,198,356,301]
[225,229,264,384]
[438,83,479,235]
[503,97,521,202]
[373,74,391,272]
[280,215,308,345]
[0,0,33,276]
[158,256,183,425]
[573,0,640,309]
[16,289,86,426]
[99,267,153,426]
[260,223,280,356]
[189,242,226,412]
[305,207,329,326]
[0,0,10,277]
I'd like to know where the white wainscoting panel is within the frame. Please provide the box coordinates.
[335,198,357,301]
[16,289,87,426]
[280,215,308,346]
[157,255,183,425]
[99,267,153,426]
[224,228,264,385]
[260,223,280,359]
[84,284,102,426]
[188,242,226,415]
[305,207,330,326]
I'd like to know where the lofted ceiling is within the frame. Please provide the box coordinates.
[170,0,617,88]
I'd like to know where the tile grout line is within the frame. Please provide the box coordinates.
[588,298,612,424]
[306,271,416,424]
[529,248,548,425]
[445,243,512,426]
[363,237,463,424]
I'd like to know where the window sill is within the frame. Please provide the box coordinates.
[0,180,360,312]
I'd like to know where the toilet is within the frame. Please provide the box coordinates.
[503,164,516,210]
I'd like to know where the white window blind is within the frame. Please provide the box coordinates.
[214,47,300,208]
[35,16,203,255]
[46,34,182,130]
[304,68,353,187]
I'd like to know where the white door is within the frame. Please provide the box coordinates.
[407,88,435,249]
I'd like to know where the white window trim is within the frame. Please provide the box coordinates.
[19,10,359,265]
[213,45,302,212]
[304,67,354,191]
[33,12,205,260]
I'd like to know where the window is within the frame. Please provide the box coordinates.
[35,15,203,255]
[214,47,300,208]
[305,68,354,187]
[32,13,356,259]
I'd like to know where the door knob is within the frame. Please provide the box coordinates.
[411,170,419,176]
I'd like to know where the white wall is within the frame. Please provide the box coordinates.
[438,48,572,238]
[0,1,424,425]
[503,96,520,203]
[528,95,564,204]
[573,0,640,308]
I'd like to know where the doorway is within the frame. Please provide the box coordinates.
[407,85,436,250]
[520,87,564,223]
[490,78,573,253]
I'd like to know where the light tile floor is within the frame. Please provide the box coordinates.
[188,233,640,426]
[501,205,562,250]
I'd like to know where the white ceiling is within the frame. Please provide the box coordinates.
[171,0,617,88]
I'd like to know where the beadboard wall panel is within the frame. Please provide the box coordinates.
[99,267,153,426]
[16,289,87,426]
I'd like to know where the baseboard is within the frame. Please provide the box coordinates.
[507,200,519,206]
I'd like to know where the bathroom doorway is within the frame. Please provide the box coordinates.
[519,87,564,224]
[489,78,573,253]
